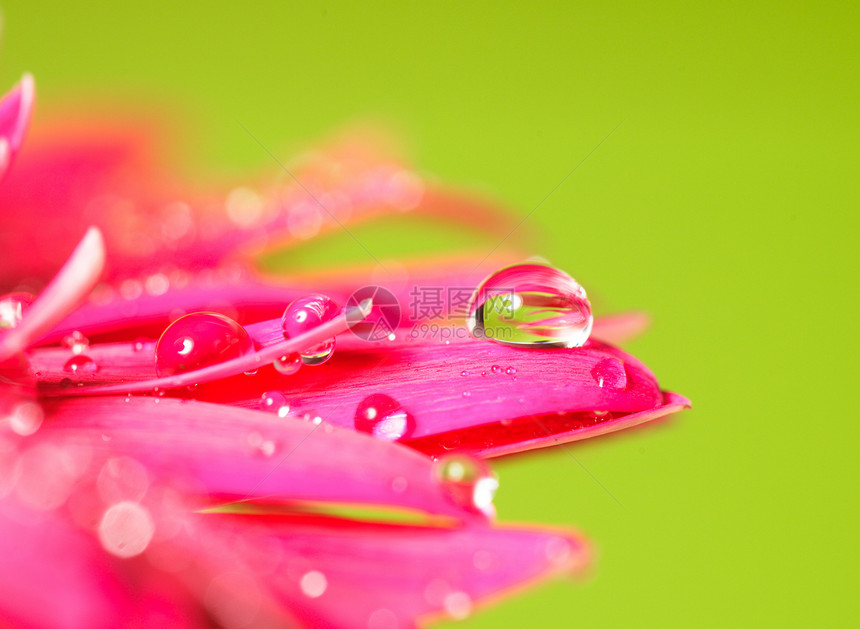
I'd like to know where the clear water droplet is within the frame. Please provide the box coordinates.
[282,294,340,366]
[154,312,253,377]
[63,355,99,375]
[434,454,498,515]
[354,393,415,441]
[62,330,89,355]
[505,366,517,375]
[490,365,502,374]
[466,262,592,348]
[460,370,469,377]
[481,371,487,377]
[590,358,627,390]
[0,292,33,329]
[260,391,289,414]
[273,353,301,376]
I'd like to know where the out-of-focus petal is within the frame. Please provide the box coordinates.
[38,397,485,520]
[0,228,104,362]
[0,73,35,180]
[207,512,587,629]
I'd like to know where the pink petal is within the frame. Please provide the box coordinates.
[30,326,686,457]
[206,512,588,629]
[47,300,369,395]
[38,396,485,520]
[0,495,203,629]
[0,74,35,180]
[0,227,105,362]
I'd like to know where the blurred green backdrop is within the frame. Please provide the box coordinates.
[2,1,856,627]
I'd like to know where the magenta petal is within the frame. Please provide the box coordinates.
[50,300,369,395]
[39,396,485,520]
[0,74,35,180]
[0,496,145,629]
[0,227,105,362]
[210,512,587,629]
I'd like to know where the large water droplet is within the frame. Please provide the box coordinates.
[154,312,253,377]
[63,355,99,375]
[281,295,340,366]
[0,292,33,328]
[434,454,498,515]
[466,263,592,348]
[354,393,415,441]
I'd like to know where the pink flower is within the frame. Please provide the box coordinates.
[0,72,689,629]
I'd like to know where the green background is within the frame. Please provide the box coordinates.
[2,1,856,627]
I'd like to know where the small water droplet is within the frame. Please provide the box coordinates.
[243,369,258,377]
[491,365,502,374]
[434,454,498,515]
[590,358,627,390]
[63,355,99,375]
[154,312,253,377]
[62,331,89,355]
[505,366,517,375]
[462,391,471,398]
[260,391,289,414]
[481,371,487,377]
[460,370,469,377]
[354,394,414,441]
[466,262,592,348]
[282,295,340,366]
[273,353,301,376]
[0,292,33,328]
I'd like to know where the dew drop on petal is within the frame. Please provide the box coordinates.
[299,570,327,598]
[354,393,415,441]
[260,391,289,414]
[491,364,502,374]
[62,330,89,355]
[460,370,469,377]
[434,454,498,515]
[466,262,592,348]
[154,312,253,377]
[273,353,302,376]
[281,295,340,366]
[505,366,517,375]
[63,355,99,375]
[590,357,627,390]
[98,501,155,558]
